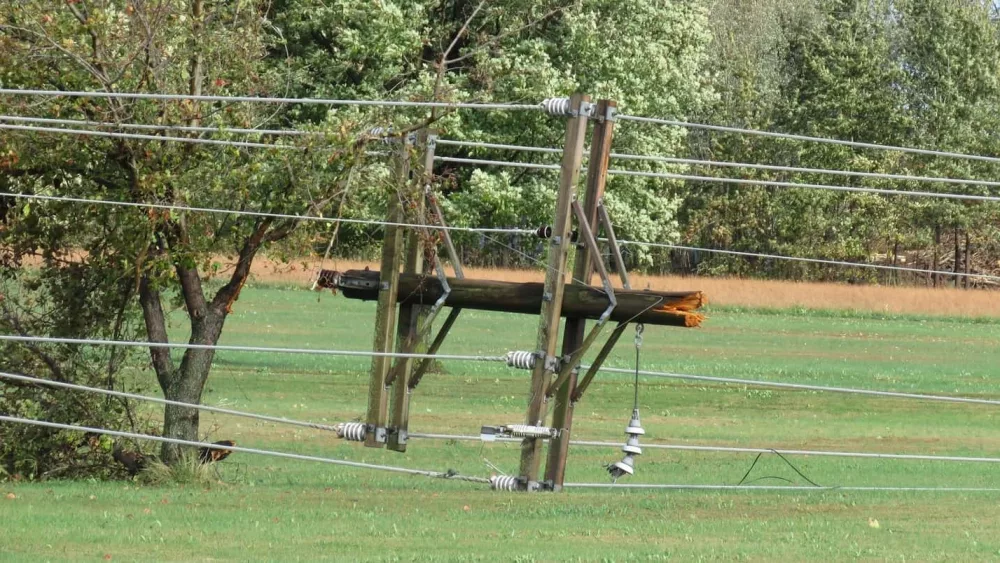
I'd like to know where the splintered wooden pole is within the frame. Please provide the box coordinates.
[519,93,590,487]
[545,99,616,490]
[388,131,434,452]
[365,136,410,448]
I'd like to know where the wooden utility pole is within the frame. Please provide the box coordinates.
[387,131,434,452]
[364,135,411,448]
[519,93,591,488]
[545,100,616,490]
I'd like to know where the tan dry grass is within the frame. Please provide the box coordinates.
[220,255,1000,319]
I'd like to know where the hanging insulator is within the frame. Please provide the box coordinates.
[335,422,367,442]
[541,97,572,116]
[506,350,537,370]
[490,474,521,491]
[534,225,553,239]
[622,434,642,455]
[607,454,636,481]
[625,409,645,437]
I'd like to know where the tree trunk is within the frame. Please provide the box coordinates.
[953,226,960,288]
[932,223,941,288]
[160,312,226,464]
[964,231,972,290]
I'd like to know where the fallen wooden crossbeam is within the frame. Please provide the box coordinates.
[323,269,705,328]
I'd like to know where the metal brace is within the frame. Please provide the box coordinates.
[546,200,620,398]
[578,101,596,118]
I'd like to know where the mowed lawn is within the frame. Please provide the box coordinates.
[3,281,1000,561]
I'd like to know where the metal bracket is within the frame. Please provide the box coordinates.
[598,201,631,290]
[369,426,387,443]
[546,200,618,397]
[578,101,596,118]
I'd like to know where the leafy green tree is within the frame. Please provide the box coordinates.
[0,1,365,464]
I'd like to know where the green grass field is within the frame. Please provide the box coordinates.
[4,283,1000,561]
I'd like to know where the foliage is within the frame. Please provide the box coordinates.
[0,273,147,480]
[681,0,1000,283]
[268,0,715,268]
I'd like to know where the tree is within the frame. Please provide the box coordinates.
[268,0,716,268]
[0,1,366,464]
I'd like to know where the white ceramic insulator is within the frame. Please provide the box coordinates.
[506,350,536,370]
[541,97,572,116]
[335,422,367,442]
[490,475,520,491]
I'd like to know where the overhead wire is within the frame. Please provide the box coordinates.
[615,113,1000,166]
[433,154,1000,203]
[0,88,543,111]
[0,335,508,363]
[6,335,994,408]
[589,366,1000,407]
[610,153,1000,189]
[0,191,535,235]
[0,114,311,137]
[562,482,1000,492]
[607,168,1000,203]
[0,370,339,432]
[407,432,1000,465]
[436,138,1000,189]
[0,414,490,484]
[0,122,293,150]
[615,240,1000,283]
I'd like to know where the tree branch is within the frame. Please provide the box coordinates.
[210,217,274,314]
[138,274,175,389]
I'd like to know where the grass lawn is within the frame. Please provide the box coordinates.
[3,282,1000,561]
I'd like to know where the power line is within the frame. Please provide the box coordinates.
[1,189,989,285]
[563,482,1000,492]
[0,88,542,111]
[606,168,1000,204]
[616,114,1000,166]
[588,366,1000,407]
[617,240,1000,282]
[409,433,1000,464]
[0,335,508,363]
[0,371,339,432]
[568,440,1000,465]
[0,115,310,137]
[436,139,562,154]
[610,153,1000,189]
[0,191,535,235]
[0,414,489,484]
[0,123,293,150]
[435,155,1000,203]
[435,156,560,171]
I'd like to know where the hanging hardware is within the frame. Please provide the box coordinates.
[607,324,645,482]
